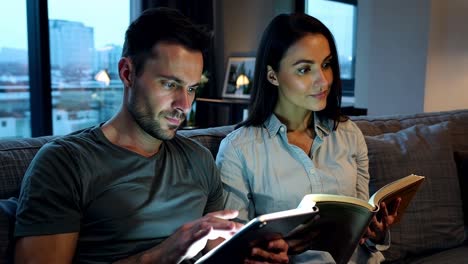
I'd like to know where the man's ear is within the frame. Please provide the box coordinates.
[266,65,279,86]
[118,57,133,88]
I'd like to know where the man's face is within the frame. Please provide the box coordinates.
[127,42,203,140]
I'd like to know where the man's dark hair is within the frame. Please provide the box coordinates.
[240,13,347,130]
[122,7,212,76]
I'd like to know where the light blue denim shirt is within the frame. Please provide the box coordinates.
[216,114,385,264]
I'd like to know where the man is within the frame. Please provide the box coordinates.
[14,8,288,264]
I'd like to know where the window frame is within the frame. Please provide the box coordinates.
[23,0,138,137]
[27,0,53,137]
[298,0,358,98]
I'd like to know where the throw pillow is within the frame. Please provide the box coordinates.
[365,121,465,262]
[454,151,468,226]
[0,197,17,264]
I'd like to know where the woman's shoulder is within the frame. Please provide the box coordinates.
[223,125,264,146]
[336,118,361,132]
[332,118,365,139]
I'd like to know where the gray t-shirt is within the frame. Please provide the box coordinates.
[15,125,224,263]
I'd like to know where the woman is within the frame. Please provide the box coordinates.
[216,13,399,263]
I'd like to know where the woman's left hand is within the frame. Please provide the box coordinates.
[359,197,402,245]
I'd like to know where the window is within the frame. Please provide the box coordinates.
[0,1,132,139]
[0,1,30,138]
[306,0,357,98]
[48,0,129,135]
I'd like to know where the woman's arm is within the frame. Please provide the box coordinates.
[216,138,253,223]
[354,127,370,201]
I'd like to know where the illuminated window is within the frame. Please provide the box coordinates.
[306,0,357,97]
[0,1,30,138]
[48,0,129,135]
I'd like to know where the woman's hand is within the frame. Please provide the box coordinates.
[360,198,402,245]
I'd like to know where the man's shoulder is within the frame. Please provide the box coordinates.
[170,134,213,157]
[63,125,100,140]
[42,126,101,155]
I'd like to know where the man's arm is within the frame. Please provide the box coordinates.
[115,210,240,264]
[15,232,79,264]
[16,211,238,264]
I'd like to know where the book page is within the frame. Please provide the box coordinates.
[369,174,425,223]
[297,194,376,264]
[301,200,374,264]
[300,194,375,211]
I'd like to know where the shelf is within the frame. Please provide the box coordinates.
[196,97,249,105]
[194,97,249,128]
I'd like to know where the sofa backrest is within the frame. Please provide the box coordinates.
[1,109,468,263]
[0,136,58,199]
[353,109,468,261]
[352,109,468,153]
[178,125,235,158]
[1,109,467,200]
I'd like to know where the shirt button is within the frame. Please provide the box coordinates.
[309,168,315,174]
[279,127,285,132]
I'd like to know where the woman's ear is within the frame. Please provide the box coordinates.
[266,65,279,86]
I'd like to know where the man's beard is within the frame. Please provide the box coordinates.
[127,96,186,141]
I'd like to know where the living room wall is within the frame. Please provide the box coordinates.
[213,0,294,95]
[424,0,468,113]
[354,0,468,116]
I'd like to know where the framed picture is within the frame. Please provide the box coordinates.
[222,57,256,99]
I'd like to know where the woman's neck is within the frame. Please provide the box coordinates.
[274,109,313,133]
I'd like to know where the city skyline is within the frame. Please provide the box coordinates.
[1,18,123,83]
[1,0,129,50]
[0,3,128,138]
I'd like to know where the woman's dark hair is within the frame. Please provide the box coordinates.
[240,13,347,130]
[122,7,211,76]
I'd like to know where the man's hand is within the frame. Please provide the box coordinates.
[284,215,320,255]
[184,210,243,260]
[130,209,241,264]
[360,198,402,245]
[245,238,289,264]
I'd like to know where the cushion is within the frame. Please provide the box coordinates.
[454,151,468,226]
[365,121,465,262]
[0,197,17,264]
[0,136,56,199]
[179,125,235,158]
[408,244,468,264]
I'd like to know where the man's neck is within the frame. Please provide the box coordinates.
[101,110,163,157]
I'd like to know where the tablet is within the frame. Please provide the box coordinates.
[195,206,319,264]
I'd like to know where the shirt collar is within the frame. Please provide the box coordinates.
[264,113,331,139]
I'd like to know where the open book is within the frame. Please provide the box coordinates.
[295,174,425,264]
[196,174,424,264]
[195,206,319,264]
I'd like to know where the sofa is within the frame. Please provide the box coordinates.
[1,109,467,263]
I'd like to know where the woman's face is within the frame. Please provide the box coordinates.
[271,33,333,117]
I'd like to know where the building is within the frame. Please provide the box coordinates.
[49,20,94,71]
[94,44,123,78]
